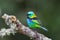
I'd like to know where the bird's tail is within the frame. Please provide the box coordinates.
[40,26,48,31]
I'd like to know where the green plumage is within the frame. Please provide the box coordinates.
[27,11,48,31]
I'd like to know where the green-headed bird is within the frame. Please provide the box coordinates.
[27,11,48,31]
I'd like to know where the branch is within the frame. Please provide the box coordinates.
[0,14,52,40]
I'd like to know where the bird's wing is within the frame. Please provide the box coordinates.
[31,18,48,31]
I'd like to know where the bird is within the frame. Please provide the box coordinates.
[26,11,48,31]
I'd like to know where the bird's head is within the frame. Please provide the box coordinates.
[27,11,37,18]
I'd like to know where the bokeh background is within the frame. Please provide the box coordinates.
[0,0,60,40]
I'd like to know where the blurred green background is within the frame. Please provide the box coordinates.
[0,0,60,40]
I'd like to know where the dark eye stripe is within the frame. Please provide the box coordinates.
[27,14,31,15]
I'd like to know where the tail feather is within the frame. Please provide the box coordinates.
[40,26,48,31]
